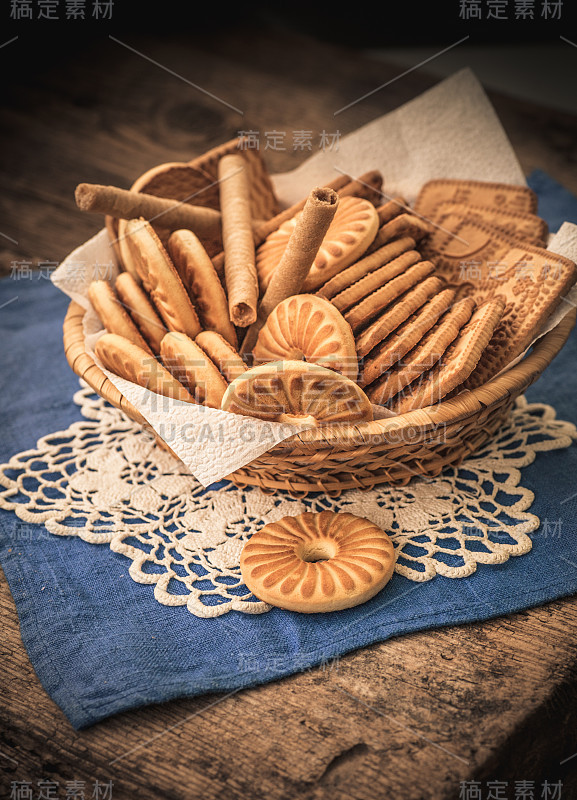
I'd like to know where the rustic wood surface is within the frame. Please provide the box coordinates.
[1,23,577,800]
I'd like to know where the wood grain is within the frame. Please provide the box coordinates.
[1,24,577,800]
[2,568,576,800]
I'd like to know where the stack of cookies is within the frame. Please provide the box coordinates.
[77,153,577,424]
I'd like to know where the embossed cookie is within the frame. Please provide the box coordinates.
[414,178,538,220]
[240,511,396,613]
[430,201,548,247]
[256,196,379,294]
[251,294,358,382]
[419,218,577,381]
[344,261,435,334]
[168,229,238,347]
[388,298,505,413]
[88,279,152,354]
[123,218,202,340]
[221,360,373,426]
[115,272,167,354]
[365,296,476,402]
[95,332,193,402]
[160,331,228,408]
[355,276,446,360]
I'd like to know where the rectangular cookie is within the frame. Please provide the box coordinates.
[420,216,576,383]
[429,201,548,248]
[414,178,538,220]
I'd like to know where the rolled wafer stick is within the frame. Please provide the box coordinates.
[240,187,339,355]
[210,170,382,278]
[218,154,259,327]
[75,183,223,239]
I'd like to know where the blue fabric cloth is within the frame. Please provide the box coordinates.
[1,173,577,730]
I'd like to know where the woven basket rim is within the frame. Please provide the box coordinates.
[63,299,576,447]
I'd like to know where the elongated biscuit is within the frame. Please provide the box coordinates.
[344,261,435,333]
[374,214,434,245]
[195,330,248,382]
[160,331,228,408]
[168,229,237,347]
[388,298,506,413]
[359,287,457,387]
[95,332,193,402]
[123,218,202,339]
[365,296,476,403]
[355,276,446,359]
[331,250,423,313]
[376,197,408,225]
[88,280,152,354]
[115,272,167,354]
[316,237,416,300]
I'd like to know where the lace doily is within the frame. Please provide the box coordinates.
[0,383,574,617]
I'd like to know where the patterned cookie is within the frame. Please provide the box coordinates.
[115,272,167,354]
[256,196,379,294]
[365,296,476,402]
[251,294,358,382]
[88,280,152,354]
[195,330,248,383]
[160,331,228,408]
[388,298,506,413]
[344,261,435,333]
[317,237,417,300]
[123,218,202,340]
[430,202,548,247]
[240,511,396,613]
[419,217,577,382]
[95,332,193,402]
[221,360,373,426]
[414,178,538,220]
[355,276,446,360]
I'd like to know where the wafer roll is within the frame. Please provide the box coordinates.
[210,170,383,278]
[218,154,258,327]
[75,183,223,239]
[240,187,339,355]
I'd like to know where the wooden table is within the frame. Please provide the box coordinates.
[1,24,577,800]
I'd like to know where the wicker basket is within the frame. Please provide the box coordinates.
[64,300,576,496]
[64,140,576,495]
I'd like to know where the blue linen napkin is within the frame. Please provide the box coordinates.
[0,172,576,730]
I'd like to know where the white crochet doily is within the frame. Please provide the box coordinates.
[0,383,574,617]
